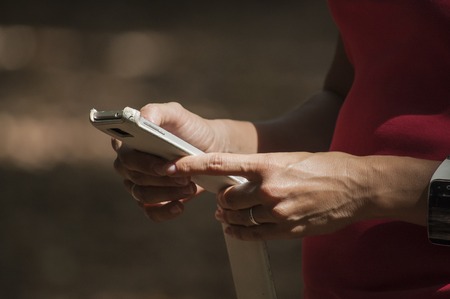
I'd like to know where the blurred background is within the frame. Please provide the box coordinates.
[0,1,337,298]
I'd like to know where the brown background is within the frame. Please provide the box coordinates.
[0,1,337,298]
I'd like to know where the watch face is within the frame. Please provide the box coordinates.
[428,180,450,245]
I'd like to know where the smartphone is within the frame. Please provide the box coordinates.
[90,107,247,193]
[89,106,277,299]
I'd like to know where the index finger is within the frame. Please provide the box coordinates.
[165,153,270,180]
[114,142,168,176]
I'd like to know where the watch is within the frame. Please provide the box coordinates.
[428,156,450,245]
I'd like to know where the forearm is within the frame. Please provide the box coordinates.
[254,90,343,153]
[209,36,350,155]
[209,118,258,154]
[208,90,343,154]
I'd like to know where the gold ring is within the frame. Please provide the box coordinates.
[131,183,139,200]
[249,207,260,226]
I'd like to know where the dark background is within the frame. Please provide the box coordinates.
[0,1,337,298]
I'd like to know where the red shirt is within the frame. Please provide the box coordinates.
[302,1,450,298]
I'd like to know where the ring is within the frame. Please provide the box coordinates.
[249,207,261,226]
[131,183,139,201]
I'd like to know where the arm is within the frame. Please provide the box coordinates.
[112,36,355,222]
[164,152,440,240]
[162,36,353,155]
[253,36,354,153]
[154,37,443,238]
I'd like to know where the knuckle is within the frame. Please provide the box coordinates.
[258,180,284,204]
[258,183,272,197]
[258,182,277,200]
[206,154,226,171]
[174,160,191,173]
[254,154,273,173]
[270,204,290,220]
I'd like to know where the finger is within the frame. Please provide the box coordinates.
[124,180,197,204]
[111,138,122,152]
[166,153,270,180]
[217,181,265,210]
[112,129,170,177]
[216,205,277,227]
[128,170,190,187]
[142,201,185,222]
[125,168,192,188]
[115,144,168,176]
[114,149,193,187]
[115,158,189,187]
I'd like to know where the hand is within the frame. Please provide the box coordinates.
[113,102,224,221]
[161,151,375,240]
[163,152,437,240]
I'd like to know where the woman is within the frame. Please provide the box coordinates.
[113,1,450,297]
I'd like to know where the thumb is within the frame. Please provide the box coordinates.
[140,102,190,131]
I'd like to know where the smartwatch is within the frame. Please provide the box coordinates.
[428,156,450,245]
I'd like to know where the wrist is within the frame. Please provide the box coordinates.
[209,119,258,154]
[365,156,439,225]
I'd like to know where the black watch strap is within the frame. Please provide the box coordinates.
[428,156,450,245]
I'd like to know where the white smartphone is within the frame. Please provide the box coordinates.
[89,106,277,299]
[89,106,247,193]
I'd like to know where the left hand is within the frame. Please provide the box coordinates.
[163,151,376,240]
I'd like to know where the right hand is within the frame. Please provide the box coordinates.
[112,102,224,222]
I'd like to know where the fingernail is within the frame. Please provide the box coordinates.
[165,163,177,175]
[131,184,140,201]
[111,138,119,151]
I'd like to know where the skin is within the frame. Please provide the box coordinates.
[112,36,441,240]
[162,152,439,240]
